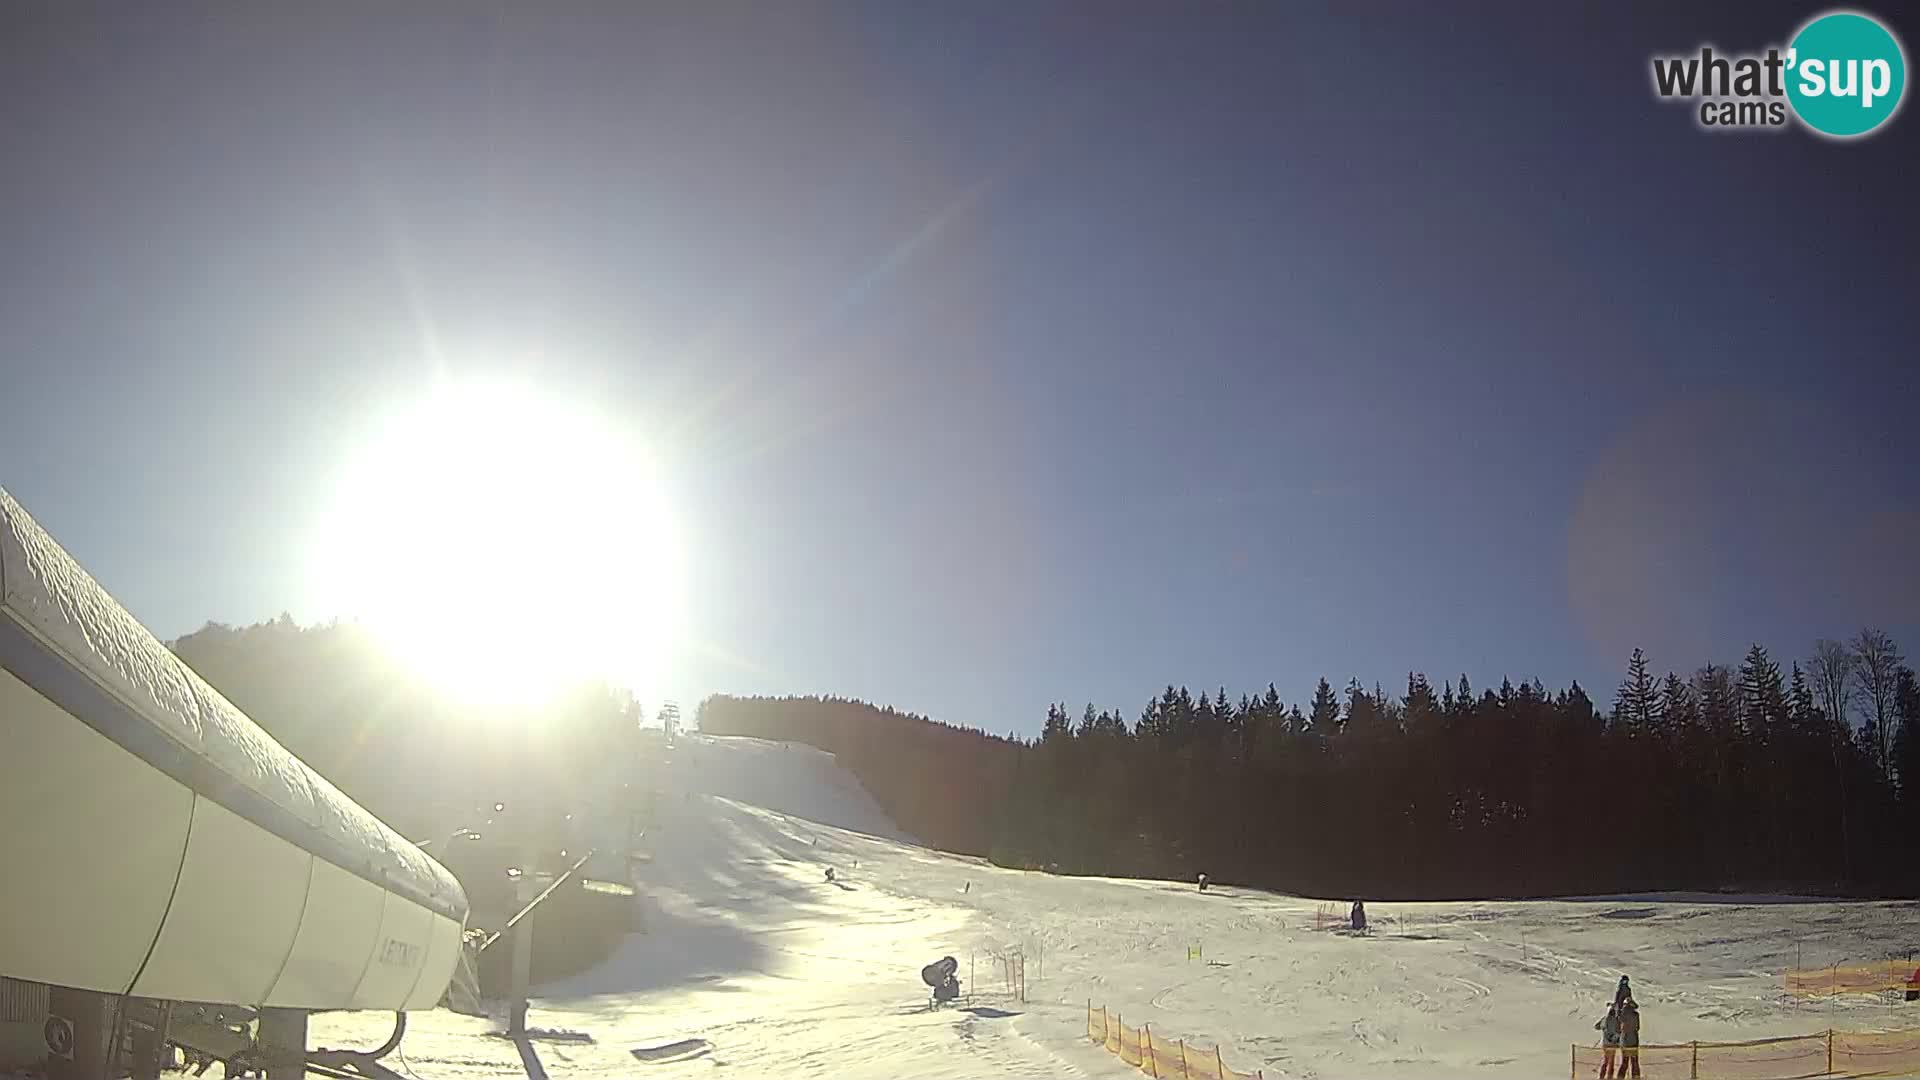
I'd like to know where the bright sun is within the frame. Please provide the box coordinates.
[310,379,685,707]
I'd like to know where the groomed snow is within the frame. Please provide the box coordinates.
[318,734,1920,1079]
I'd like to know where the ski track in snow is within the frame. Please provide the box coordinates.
[316,734,1920,1079]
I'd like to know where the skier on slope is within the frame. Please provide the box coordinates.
[1350,900,1367,933]
[1613,975,1632,1009]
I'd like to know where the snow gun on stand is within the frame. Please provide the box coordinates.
[921,956,961,1008]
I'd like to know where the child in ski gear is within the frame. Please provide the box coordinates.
[1350,900,1367,932]
[1595,1004,1620,1078]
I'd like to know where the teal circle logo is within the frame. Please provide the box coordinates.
[1786,11,1907,137]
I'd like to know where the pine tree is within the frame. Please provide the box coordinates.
[1660,672,1698,729]
[1042,703,1072,743]
[1195,691,1218,739]
[1343,678,1376,736]
[1738,644,1786,740]
[1615,647,1656,734]
[1697,666,1736,733]
[1563,681,1597,727]
[1308,678,1340,734]
[1787,663,1818,730]
[1405,673,1439,732]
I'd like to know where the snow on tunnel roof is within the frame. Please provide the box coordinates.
[0,487,465,923]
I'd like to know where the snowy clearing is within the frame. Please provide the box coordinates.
[319,734,1919,1079]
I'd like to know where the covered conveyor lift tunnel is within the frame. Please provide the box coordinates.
[0,486,551,1079]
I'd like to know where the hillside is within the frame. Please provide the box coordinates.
[315,731,1920,1080]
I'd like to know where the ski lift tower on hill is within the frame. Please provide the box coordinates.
[658,702,681,743]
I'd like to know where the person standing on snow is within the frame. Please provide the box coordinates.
[1616,998,1642,1079]
[1613,975,1632,1009]
[1594,1003,1621,1079]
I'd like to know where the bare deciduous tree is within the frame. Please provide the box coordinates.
[1850,628,1904,773]
[1809,638,1857,880]
[1811,639,1854,733]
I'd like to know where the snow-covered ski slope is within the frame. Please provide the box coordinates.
[319,733,1920,1079]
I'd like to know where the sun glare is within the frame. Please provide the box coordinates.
[311,379,685,707]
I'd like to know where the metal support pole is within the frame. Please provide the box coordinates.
[127,1000,173,1080]
[505,830,545,1041]
[510,906,535,1039]
[45,985,119,1080]
[256,1007,307,1080]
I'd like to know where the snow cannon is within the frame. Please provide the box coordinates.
[921,956,961,1006]
[0,487,468,1071]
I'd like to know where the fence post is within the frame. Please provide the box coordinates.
[1827,1029,1834,1075]
[1144,1025,1158,1078]
[1569,1043,1575,1080]
[1179,1039,1190,1080]
[1690,1040,1698,1080]
[1216,1045,1226,1078]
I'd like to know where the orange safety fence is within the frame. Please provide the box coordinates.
[1832,1026,1920,1076]
[1088,1001,1264,1080]
[1569,1026,1920,1080]
[1783,958,1920,996]
[993,950,1028,1004]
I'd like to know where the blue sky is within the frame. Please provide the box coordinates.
[3,3,1916,735]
